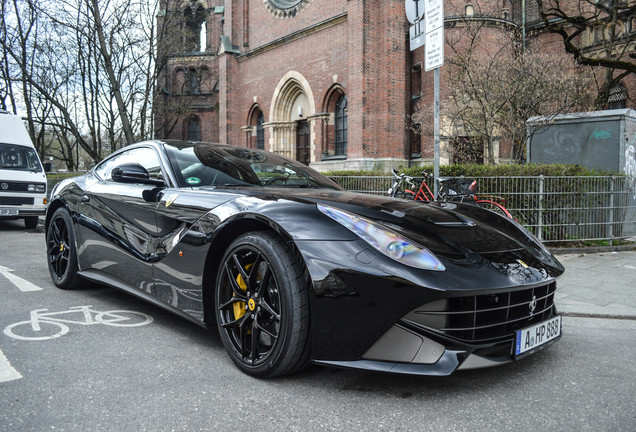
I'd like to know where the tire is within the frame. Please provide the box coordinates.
[475,200,513,219]
[46,207,86,289]
[24,216,39,229]
[215,231,310,377]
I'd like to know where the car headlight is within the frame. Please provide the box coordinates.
[317,204,445,271]
[28,184,46,193]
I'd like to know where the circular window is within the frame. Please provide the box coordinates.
[264,0,311,18]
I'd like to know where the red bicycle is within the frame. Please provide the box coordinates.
[389,169,513,218]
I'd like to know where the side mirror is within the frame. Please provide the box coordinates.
[43,162,52,172]
[111,163,165,186]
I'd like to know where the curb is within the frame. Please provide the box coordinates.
[562,312,636,321]
[550,244,636,255]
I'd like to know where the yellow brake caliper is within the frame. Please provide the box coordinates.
[233,263,253,320]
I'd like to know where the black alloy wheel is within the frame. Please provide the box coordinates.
[215,231,310,377]
[46,207,85,289]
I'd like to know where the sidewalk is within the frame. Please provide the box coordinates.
[553,249,636,319]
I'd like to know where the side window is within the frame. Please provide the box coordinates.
[94,147,163,182]
[94,154,122,180]
[137,148,163,181]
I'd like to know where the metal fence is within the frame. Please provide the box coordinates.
[329,175,636,244]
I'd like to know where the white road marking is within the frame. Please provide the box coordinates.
[4,307,154,341]
[0,348,23,382]
[0,265,43,292]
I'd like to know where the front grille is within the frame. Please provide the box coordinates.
[404,283,557,343]
[0,197,34,205]
[0,181,45,192]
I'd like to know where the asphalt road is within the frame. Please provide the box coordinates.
[1,219,635,431]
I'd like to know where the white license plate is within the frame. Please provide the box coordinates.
[0,208,19,216]
[515,315,561,355]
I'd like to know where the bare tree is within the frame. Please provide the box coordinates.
[0,0,56,161]
[0,0,167,168]
[414,19,594,164]
[0,7,19,113]
[443,21,518,164]
[496,50,595,162]
[536,0,636,109]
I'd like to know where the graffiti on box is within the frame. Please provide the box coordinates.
[591,126,612,140]
[626,144,636,199]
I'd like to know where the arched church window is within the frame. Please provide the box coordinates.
[257,112,265,150]
[608,84,627,110]
[188,69,200,94]
[335,94,347,156]
[187,116,201,141]
[184,2,206,52]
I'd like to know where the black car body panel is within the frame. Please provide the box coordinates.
[46,140,564,376]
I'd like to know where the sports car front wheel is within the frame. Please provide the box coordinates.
[215,231,310,377]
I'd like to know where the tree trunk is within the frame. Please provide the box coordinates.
[89,0,136,145]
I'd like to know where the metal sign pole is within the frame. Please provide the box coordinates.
[409,0,443,197]
[434,67,440,198]
[421,0,443,198]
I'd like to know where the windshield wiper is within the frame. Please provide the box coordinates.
[264,184,316,188]
[198,184,251,189]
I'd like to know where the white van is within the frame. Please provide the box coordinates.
[0,110,48,229]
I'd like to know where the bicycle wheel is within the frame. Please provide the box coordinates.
[3,320,69,341]
[476,200,513,218]
[95,310,154,327]
[395,190,415,200]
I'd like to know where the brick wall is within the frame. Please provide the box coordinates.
[156,0,636,170]
[220,0,410,166]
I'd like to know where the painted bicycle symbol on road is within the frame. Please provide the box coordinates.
[3,306,153,341]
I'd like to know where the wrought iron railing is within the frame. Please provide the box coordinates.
[329,175,636,244]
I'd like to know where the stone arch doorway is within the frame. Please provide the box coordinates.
[267,71,316,163]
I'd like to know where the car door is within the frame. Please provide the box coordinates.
[76,146,164,292]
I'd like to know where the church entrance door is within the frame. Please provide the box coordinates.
[296,120,310,165]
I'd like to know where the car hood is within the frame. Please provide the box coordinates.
[244,188,564,276]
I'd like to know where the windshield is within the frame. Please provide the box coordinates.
[164,143,343,190]
[0,143,43,172]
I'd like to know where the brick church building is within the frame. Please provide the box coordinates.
[154,0,635,171]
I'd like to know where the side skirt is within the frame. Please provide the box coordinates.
[78,269,209,329]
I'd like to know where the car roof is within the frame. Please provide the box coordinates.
[0,111,35,147]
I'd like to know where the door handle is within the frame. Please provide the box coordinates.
[81,195,90,203]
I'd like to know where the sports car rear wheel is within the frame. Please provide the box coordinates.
[46,207,85,290]
[215,231,310,377]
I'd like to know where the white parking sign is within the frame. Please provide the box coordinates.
[424,0,443,32]
[425,27,444,71]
